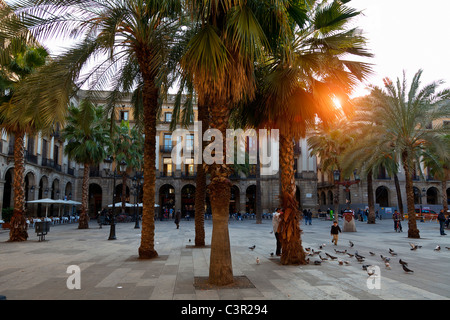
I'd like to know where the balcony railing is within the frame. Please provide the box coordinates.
[160,145,173,153]
[42,158,62,172]
[24,150,38,164]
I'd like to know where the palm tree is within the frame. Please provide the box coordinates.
[369,70,450,238]
[231,0,372,265]
[308,118,357,221]
[179,0,314,284]
[5,0,182,257]
[0,34,49,241]
[108,120,144,214]
[61,100,109,229]
[421,134,450,215]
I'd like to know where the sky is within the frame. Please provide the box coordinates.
[349,0,450,97]
[27,0,450,98]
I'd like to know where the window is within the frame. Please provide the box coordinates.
[186,134,194,152]
[164,112,172,123]
[120,111,129,121]
[185,158,194,176]
[163,158,172,176]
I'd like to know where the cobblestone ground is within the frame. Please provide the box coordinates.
[0,216,449,301]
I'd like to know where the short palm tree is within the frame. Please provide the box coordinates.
[369,70,450,238]
[0,33,49,241]
[61,100,110,229]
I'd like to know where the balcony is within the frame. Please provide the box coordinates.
[24,150,38,164]
[42,158,62,172]
[160,145,173,153]
[181,172,197,179]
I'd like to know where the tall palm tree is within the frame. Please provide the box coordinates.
[5,0,182,257]
[231,0,372,265]
[369,70,450,238]
[0,34,49,241]
[180,0,310,284]
[61,100,109,229]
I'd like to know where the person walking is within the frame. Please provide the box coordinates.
[438,209,447,235]
[174,210,181,229]
[272,208,283,256]
[393,210,402,232]
[307,209,312,225]
[330,221,341,245]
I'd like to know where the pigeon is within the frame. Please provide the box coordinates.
[344,261,350,265]
[325,253,337,260]
[434,245,441,251]
[409,243,422,250]
[402,264,414,273]
[356,255,365,263]
[312,249,321,255]
[319,255,328,261]
[349,241,354,247]
[389,248,395,254]
[305,247,311,252]
[446,247,450,250]
[249,245,256,250]
[256,257,260,265]
[399,259,408,266]
[366,268,376,276]
[270,252,274,257]
[314,260,322,265]
[306,258,310,264]
[346,252,354,258]
[380,255,390,262]
[385,262,391,269]
[338,260,344,265]
[189,239,191,242]
[389,250,398,256]
[334,249,347,254]
[369,252,375,256]
[362,264,371,271]
[355,252,365,260]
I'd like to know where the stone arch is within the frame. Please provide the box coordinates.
[426,186,439,205]
[375,186,389,207]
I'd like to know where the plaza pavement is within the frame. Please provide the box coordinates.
[0,215,449,301]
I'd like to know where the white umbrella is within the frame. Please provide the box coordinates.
[27,198,58,218]
[137,203,159,207]
[108,202,135,208]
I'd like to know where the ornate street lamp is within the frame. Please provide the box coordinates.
[132,172,143,229]
[104,156,127,240]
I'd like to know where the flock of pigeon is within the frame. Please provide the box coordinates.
[251,240,450,276]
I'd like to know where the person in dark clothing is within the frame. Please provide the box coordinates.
[174,210,181,229]
[330,221,341,245]
[438,209,447,235]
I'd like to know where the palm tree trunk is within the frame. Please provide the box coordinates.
[137,61,158,259]
[207,96,234,286]
[402,152,420,238]
[9,132,28,241]
[194,98,209,247]
[278,132,306,265]
[255,137,262,224]
[367,170,376,224]
[394,173,404,215]
[79,163,90,229]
